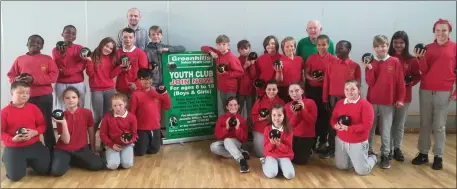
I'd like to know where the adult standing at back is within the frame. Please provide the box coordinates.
[117,8,148,50]
[296,20,335,64]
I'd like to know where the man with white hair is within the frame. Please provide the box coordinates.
[117,8,149,50]
[296,20,335,63]
[296,20,335,157]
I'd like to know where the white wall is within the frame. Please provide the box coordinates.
[1,1,456,115]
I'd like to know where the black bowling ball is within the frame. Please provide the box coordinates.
[119,55,130,67]
[217,64,227,73]
[273,59,283,67]
[80,47,92,57]
[157,85,167,94]
[56,41,67,49]
[338,115,352,126]
[404,74,413,85]
[150,62,158,70]
[259,108,270,118]
[362,53,374,64]
[18,73,34,84]
[414,43,427,51]
[122,133,133,141]
[52,109,65,120]
[312,70,323,78]
[15,127,27,135]
[291,101,303,111]
[254,79,266,88]
[269,129,281,139]
[248,52,258,61]
[228,116,238,128]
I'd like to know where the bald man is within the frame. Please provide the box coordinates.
[296,20,335,63]
[117,8,149,50]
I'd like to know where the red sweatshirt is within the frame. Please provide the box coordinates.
[55,108,94,152]
[86,56,122,91]
[1,103,46,147]
[99,111,138,148]
[237,55,257,96]
[393,54,421,103]
[7,53,59,97]
[278,55,304,87]
[323,58,361,102]
[263,126,294,160]
[52,44,86,84]
[116,47,148,94]
[285,97,317,137]
[331,97,374,143]
[201,46,244,93]
[306,53,336,87]
[214,112,248,143]
[418,40,456,96]
[129,88,171,130]
[365,56,406,105]
[251,95,285,133]
[255,52,283,95]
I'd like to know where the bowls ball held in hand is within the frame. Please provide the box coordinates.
[56,41,67,50]
[157,85,167,94]
[16,127,27,135]
[80,47,92,57]
[269,129,281,139]
[254,79,266,88]
[259,108,270,118]
[248,52,258,61]
[150,62,158,70]
[217,63,228,73]
[119,55,130,67]
[404,74,413,85]
[312,70,323,78]
[362,53,374,64]
[52,109,65,120]
[18,73,34,84]
[414,43,427,51]
[291,101,303,111]
[273,59,283,67]
[338,115,352,126]
[122,132,133,141]
[228,116,238,128]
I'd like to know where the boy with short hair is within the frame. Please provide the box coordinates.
[201,35,244,116]
[236,39,257,126]
[322,40,361,158]
[144,25,186,88]
[1,81,51,181]
[116,27,149,95]
[365,35,405,169]
[129,68,171,156]
[304,34,337,158]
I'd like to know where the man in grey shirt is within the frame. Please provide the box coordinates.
[117,8,148,50]
[145,25,186,88]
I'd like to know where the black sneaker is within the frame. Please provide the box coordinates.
[239,159,250,173]
[388,150,393,160]
[316,143,327,153]
[379,155,391,169]
[412,153,428,165]
[368,149,378,156]
[393,148,405,162]
[431,156,443,170]
[319,149,335,159]
[241,151,250,160]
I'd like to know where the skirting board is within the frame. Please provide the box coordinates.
[162,135,216,145]
[408,112,456,116]
[405,128,456,133]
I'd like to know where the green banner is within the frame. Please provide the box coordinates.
[162,51,218,140]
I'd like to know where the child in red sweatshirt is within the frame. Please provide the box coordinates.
[412,19,456,170]
[331,79,377,176]
[262,104,295,180]
[321,40,361,159]
[251,80,285,157]
[236,40,257,127]
[255,36,283,97]
[201,35,244,116]
[365,35,406,169]
[86,37,122,132]
[210,97,250,173]
[387,31,421,162]
[1,81,50,181]
[130,69,171,156]
[100,93,138,170]
[116,28,148,95]
[7,34,58,149]
[50,87,104,176]
[275,37,305,103]
[52,25,88,110]
[305,34,337,157]
[285,82,317,165]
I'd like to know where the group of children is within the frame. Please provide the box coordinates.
[1,18,455,181]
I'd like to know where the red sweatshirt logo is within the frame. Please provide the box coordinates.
[387,66,394,73]
[41,64,47,72]
[348,69,355,76]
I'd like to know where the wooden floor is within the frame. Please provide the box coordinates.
[1,133,456,188]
